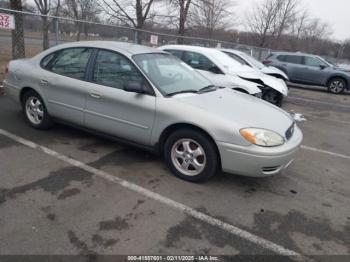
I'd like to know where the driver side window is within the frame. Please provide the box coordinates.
[303,56,326,67]
[183,51,219,73]
[92,50,143,90]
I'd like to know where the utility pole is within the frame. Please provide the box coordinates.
[10,0,25,58]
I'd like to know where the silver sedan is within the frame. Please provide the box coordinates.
[3,41,303,182]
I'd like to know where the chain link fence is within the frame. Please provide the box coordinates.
[0,8,272,66]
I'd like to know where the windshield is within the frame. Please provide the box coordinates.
[240,52,265,69]
[133,53,212,96]
[211,51,242,71]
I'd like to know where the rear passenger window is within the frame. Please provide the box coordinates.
[284,55,303,64]
[164,49,183,59]
[183,51,217,72]
[277,55,286,62]
[92,50,143,90]
[48,48,93,80]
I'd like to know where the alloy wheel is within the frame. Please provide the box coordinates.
[171,138,206,176]
[25,96,44,125]
[329,80,344,93]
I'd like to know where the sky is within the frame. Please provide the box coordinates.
[25,0,349,41]
[235,0,350,41]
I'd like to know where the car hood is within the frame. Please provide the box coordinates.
[332,66,350,73]
[174,88,293,136]
[226,66,289,96]
[196,69,262,95]
[261,66,289,80]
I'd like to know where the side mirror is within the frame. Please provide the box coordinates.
[123,81,144,94]
[319,65,327,70]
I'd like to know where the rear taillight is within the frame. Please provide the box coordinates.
[262,60,272,65]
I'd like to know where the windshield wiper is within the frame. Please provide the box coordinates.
[197,85,219,94]
[165,90,198,97]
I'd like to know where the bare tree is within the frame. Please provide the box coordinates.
[246,0,282,47]
[274,0,300,40]
[189,0,235,36]
[99,0,155,44]
[34,0,51,50]
[290,9,308,40]
[167,0,193,43]
[63,0,100,41]
[10,0,25,58]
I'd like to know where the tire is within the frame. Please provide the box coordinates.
[262,90,283,107]
[327,78,346,94]
[22,90,53,129]
[164,129,219,183]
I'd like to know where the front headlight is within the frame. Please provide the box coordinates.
[240,128,285,147]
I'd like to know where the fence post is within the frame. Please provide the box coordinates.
[134,30,138,44]
[54,18,59,45]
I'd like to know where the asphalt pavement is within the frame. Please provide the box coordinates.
[0,86,349,260]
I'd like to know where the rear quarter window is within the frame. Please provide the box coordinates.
[40,53,56,69]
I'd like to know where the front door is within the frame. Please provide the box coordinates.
[84,49,156,146]
[299,56,329,85]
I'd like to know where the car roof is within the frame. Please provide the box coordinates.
[219,48,245,55]
[272,51,315,57]
[160,45,224,55]
[44,41,164,55]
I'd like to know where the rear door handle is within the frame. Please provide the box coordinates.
[89,93,101,99]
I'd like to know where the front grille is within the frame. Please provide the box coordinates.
[285,122,295,140]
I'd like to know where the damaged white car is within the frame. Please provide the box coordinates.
[220,48,289,82]
[159,45,288,106]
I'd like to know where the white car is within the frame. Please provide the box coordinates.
[220,49,289,81]
[159,45,288,106]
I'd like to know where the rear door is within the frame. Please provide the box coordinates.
[83,49,156,145]
[41,47,94,126]
[280,55,304,82]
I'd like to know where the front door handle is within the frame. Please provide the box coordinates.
[40,79,49,85]
[89,93,101,99]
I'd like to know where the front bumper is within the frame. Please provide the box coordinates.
[217,127,303,177]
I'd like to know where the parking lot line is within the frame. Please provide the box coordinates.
[0,128,305,259]
[301,145,350,160]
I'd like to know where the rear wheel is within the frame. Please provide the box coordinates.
[164,129,218,183]
[328,78,346,94]
[262,90,283,107]
[22,90,53,129]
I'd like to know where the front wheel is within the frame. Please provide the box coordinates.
[164,129,219,183]
[328,78,346,94]
[262,90,283,107]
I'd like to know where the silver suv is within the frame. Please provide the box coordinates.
[263,52,350,94]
